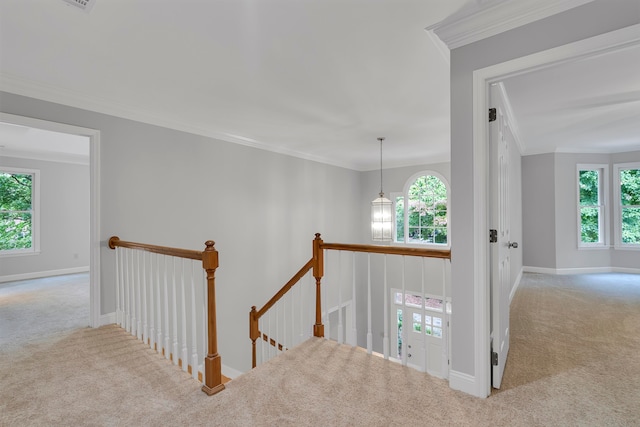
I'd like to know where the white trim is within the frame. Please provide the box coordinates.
[222,365,244,380]
[0,165,40,256]
[0,266,89,283]
[0,113,101,328]
[523,266,640,275]
[0,74,363,172]
[449,370,479,397]
[472,24,640,400]
[613,162,640,250]
[576,164,609,248]
[0,149,89,166]
[509,267,523,303]
[427,0,595,50]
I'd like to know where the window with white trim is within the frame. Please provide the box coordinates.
[0,167,40,256]
[393,172,449,246]
[577,164,608,248]
[614,162,640,249]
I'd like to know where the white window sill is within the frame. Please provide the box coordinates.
[577,245,611,251]
[614,245,640,251]
[0,250,41,258]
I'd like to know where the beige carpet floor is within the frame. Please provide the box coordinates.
[1,272,639,426]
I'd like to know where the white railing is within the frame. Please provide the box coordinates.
[110,236,225,395]
[115,247,207,381]
[250,234,451,378]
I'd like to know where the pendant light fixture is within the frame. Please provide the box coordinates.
[371,137,393,241]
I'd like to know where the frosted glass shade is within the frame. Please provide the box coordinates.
[371,195,393,241]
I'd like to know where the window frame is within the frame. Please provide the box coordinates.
[613,162,640,251]
[0,166,41,257]
[392,170,450,248]
[576,164,609,250]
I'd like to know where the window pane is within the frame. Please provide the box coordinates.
[395,196,404,242]
[620,169,640,206]
[579,170,599,206]
[406,175,447,245]
[621,207,640,244]
[0,212,32,250]
[580,207,600,243]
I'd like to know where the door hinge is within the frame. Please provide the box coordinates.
[490,229,497,243]
[492,351,499,366]
[489,108,497,122]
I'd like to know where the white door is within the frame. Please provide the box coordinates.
[490,84,513,389]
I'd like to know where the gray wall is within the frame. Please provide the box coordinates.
[523,150,640,271]
[1,91,362,373]
[0,156,90,278]
[522,154,557,269]
[450,0,639,380]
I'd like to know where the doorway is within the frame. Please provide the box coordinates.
[0,112,101,327]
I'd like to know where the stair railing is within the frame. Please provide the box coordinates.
[250,233,451,374]
[108,236,224,396]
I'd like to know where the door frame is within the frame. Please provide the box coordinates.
[471,24,640,397]
[0,112,101,328]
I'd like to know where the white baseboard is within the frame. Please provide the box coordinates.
[0,266,90,283]
[510,267,523,302]
[449,370,485,398]
[524,266,640,275]
[222,365,244,379]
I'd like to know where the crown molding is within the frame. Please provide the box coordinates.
[0,73,362,171]
[427,0,596,50]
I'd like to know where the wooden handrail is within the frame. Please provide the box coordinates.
[255,259,314,319]
[108,236,203,261]
[319,242,451,259]
[250,232,452,368]
[250,259,314,367]
[108,236,225,396]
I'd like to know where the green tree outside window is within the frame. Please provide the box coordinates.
[0,171,34,251]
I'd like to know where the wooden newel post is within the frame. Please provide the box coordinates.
[201,240,225,396]
[312,233,324,337]
[249,306,259,368]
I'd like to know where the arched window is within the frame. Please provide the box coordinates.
[394,172,449,246]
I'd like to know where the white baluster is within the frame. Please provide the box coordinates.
[422,257,427,373]
[164,255,171,360]
[191,260,199,380]
[299,279,304,343]
[115,247,121,326]
[338,250,343,345]
[267,310,272,360]
[136,250,142,341]
[201,268,207,383]
[367,254,372,354]
[181,258,188,372]
[290,286,295,348]
[149,252,155,351]
[259,316,264,366]
[126,248,132,333]
[323,249,330,341]
[129,249,135,335]
[442,258,448,377]
[171,257,179,365]
[401,256,407,366]
[383,254,389,360]
[275,301,280,354]
[142,251,149,344]
[156,253,163,353]
[351,252,357,347]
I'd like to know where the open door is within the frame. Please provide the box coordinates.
[489,84,514,389]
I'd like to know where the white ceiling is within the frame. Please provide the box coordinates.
[0,0,639,170]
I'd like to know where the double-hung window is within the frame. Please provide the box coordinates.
[0,167,40,256]
[577,164,608,248]
[393,172,449,246]
[614,162,640,249]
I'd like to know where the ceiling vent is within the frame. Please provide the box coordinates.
[61,0,96,13]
